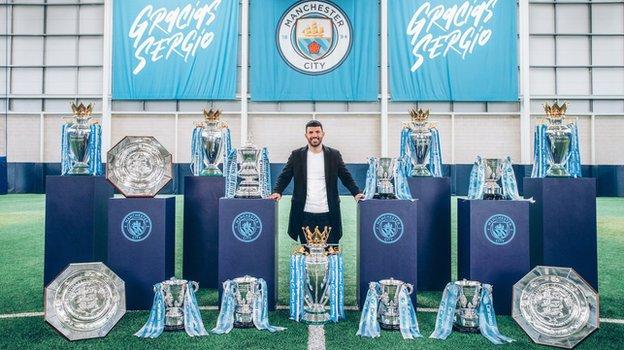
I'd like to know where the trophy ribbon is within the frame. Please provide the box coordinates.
[183,281,208,336]
[224,149,238,198]
[252,278,286,332]
[190,127,204,176]
[467,156,486,200]
[362,157,378,200]
[394,156,414,200]
[212,280,237,334]
[398,286,422,339]
[356,282,382,338]
[134,283,166,338]
[429,282,461,340]
[477,285,514,344]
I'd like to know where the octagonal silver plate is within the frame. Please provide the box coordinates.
[512,266,599,349]
[107,136,172,197]
[45,262,126,341]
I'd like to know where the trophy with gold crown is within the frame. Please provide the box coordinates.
[62,102,102,176]
[543,102,573,177]
[193,109,228,176]
[302,226,333,324]
[404,109,433,177]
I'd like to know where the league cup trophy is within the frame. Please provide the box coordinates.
[232,275,262,328]
[234,140,262,198]
[544,102,573,177]
[161,277,199,331]
[405,108,433,177]
[302,226,332,324]
[196,109,228,176]
[373,157,397,199]
[377,278,414,330]
[65,102,96,175]
[483,158,504,200]
[454,280,486,333]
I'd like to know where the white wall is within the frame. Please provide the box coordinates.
[1,1,623,164]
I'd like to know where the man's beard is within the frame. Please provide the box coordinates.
[308,137,321,146]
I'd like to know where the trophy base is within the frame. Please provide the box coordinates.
[164,324,185,331]
[200,166,223,176]
[304,312,330,325]
[233,320,255,328]
[411,166,432,177]
[373,193,397,200]
[379,323,400,331]
[483,193,504,200]
[546,165,571,178]
[453,324,480,333]
[67,165,90,175]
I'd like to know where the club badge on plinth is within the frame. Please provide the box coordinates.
[357,278,421,339]
[190,109,232,176]
[430,279,514,344]
[135,277,207,338]
[362,156,413,200]
[61,102,103,176]
[400,108,443,177]
[468,156,524,201]
[212,275,285,334]
[531,102,582,178]
[512,266,599,349]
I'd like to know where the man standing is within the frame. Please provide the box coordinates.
[270,120,364,244]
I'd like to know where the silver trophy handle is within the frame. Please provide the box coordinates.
[403,283,414,296]
[191,281,199,292]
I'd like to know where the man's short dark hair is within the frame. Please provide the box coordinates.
[305,120,323,130]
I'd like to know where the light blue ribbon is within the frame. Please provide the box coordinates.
[531,123,581,178]
[501,157,521,200]
[183,281,208,337]
[224,149,238,198]
[357,281,421,340]
[222,128,232,176]
[61,123,102,176]
[135,283,166,338]
[212,280,236,334]
[467,156,486,200]
[252,278,286,332]
[259,147,272,199]
[399,127,443,177]
[478,285,514,344]
[356,282,382,338]
[289,254,345,323]
[363,157,377,200]
[394,156,414,200]
[429,282,461,340]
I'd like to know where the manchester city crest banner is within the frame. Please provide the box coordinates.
[250,0,379,101]
[113,0,239,100]
[388,0,518,101]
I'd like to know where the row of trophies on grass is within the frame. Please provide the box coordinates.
[45,225,598,349]
[60,102,580,200]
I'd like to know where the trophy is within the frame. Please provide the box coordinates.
[232,275,262,328]
[161,277,199,331]
[405,108,433,177]
[302,226,333,324]
[64,102,96,175]
[544,102,573,177]
[373,157,397,199]
[454,279,486,333]
[195,109,228,176]
[234,139,262,198]
[377,278,413,330]
[483,158,504,200]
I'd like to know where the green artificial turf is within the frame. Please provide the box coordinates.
[0,194,623,349]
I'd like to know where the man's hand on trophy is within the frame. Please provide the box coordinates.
[354,193,364,202]
[269,193,282,201]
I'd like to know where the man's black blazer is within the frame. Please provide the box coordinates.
[273,145,360,242]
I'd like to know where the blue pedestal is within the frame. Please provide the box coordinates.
[183,176,225,288]
[523,178,598,290]
[408,177,451,291]
[218,198,277,310]
[457,199,531,315]
[44,176,113,286]
[0,156,6,194]
[107,197,175,310]
[358,199,418,308]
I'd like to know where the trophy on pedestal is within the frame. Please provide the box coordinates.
[544,103,573,177]
[235,141,262,198]
[191,109,231,176]
[405,109,433,177]
[374,158,397,199]
[363,156,413,200]
[468,156,522,201]
[483,158,504,200]
[378,278,414,330]
[61,102,102,176]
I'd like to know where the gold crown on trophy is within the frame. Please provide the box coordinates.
[409,108,430,123]
[196,108,227,128]
[544,102,568,120]
[303,226,331,246]
[71,102,93,118]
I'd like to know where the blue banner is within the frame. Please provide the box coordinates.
[389,0,518,101]
[113,0,239,100]
[250,0,379,101]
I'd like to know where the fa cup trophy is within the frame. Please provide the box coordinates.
[454,280,486,333]
[162,277,199,330]
[374,157,397,199]
[378,278,414,330]
[232,276,262,328]
[196,109,228,176]
[234,140,262,198]
[63,102,98,175]
[483,158,504,200]
[544,102,573,177]
[405,108,433,177]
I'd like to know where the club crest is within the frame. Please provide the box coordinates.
[484,214,516,245]
[232,212,262,243]
[121,211,152,242]
[373,213,404,244]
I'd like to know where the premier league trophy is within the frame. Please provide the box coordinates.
[234,140,262,198]
[378,278,414,330]
[302,226,332,324]
[161,277,199,331]
[483,158,504,200]
[232,276,262,328]
[544,102,573,177]
[454,280,485,332]
[194,109,228,176]
[61,102,102,176]
[405,109,433,177]
[374,157,397,199]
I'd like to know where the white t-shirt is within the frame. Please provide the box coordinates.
[304,150,329,213]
